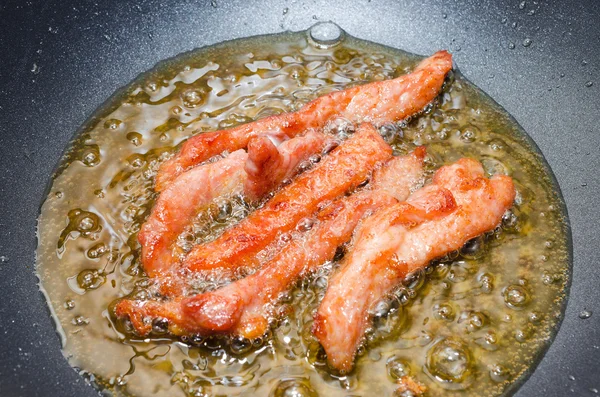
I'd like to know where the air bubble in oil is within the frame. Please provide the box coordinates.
[387,356,412,380]
[425,338,473,389]
[490,364,510,382]
[80,145,101,167]
[126,132,143,146]
[503,284,530,309]
[308,22,345,49]
[182,89,206,108]
[271,379,317,397]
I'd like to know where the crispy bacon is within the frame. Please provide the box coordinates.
[312,158,515,372]
[155,51,452,190]
[138,150,247,277]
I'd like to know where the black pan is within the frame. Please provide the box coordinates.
[0,0,598,396]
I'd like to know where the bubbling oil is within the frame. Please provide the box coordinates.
[36,26,570,397]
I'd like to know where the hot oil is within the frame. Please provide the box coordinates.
[36,26,570,397]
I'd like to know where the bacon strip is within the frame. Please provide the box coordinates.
[180,123,392,274]
[116,149,427,336]
[313,159,515,372]
[139,131,331,276]
[139,150,247,277]
[155,51,452,190]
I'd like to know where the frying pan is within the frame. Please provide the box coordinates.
[0,0,598,395]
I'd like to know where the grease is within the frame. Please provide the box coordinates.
[36,27,570,396]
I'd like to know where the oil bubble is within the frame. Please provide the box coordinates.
[215,201,233,222]
[86,243,107,259]
[514,326,533,342]
[296,218,314,232]
[104,119,123,130]
[64,299,75,310]
[308,22,344,49]
[322,140,340,155]
[270,378,317,397]
[72,315,89,326]
[475,330,499,351]
[309,154,321,164]
[503,284,530,309]
[80,145,101,167]
[479,273,494,293]
[458,310,488,333]
[579,309,592,319]
[425,338,474,389]
[182,89,206,108]
[379,123,399,143]
[325,117,355,137]
[542,271,559,285]
[230,336,253,355]
[386,356,411,380]
[482,157,509,176]
[459,125,479,143]
[460,236,485,259]
[529,311,543,323]
[152,318,169,334]
[77,269,106,290]
[522,38,533,47]
[433,303,456,321]
[126,132,143,146]
[502,210,518,230]
[490,364,510,382]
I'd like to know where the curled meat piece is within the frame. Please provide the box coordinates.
[116,148,427,336]
[244,129,331,203]
[180,123,392,275]
[139,131,331,277]
[155,51,452,190]
[313,158,515,372]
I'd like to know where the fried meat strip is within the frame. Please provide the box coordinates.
[180,123,392,274]
[155,51,452,190]
[116,149,427,336]
[138,150,247,277]
[139,131,330,276]
[313,159,516,372]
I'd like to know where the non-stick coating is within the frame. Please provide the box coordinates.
[0,0,598,396]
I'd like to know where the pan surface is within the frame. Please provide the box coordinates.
[0,0,598,396]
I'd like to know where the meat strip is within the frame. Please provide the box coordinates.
[155,51,452,191]
[313,158,515,372]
